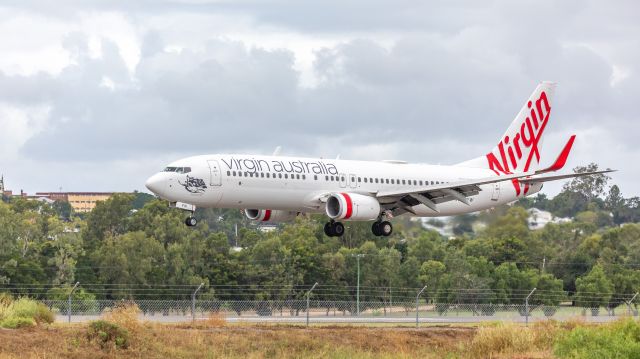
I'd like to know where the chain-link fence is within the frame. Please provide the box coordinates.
[40,299,640,324]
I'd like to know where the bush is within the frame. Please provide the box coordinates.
[0,298,55,328]
[87,320,130,349]
[0,316,36,329]
[554,318,640,359]
[9,298,55,324]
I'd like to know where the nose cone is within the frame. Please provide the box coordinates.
[145,173,164,196]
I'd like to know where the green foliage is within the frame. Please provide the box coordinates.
[0,297,54,328]
[554,318,640,359]
[575,264,613,308]
[87,320,130,349]
[1,316,36,329]
[8,298,55,324]
[0,180,640,307]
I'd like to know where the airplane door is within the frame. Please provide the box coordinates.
[349,174,357,189]
[491,182,500,201]
[339,173,347,188]
[207,160,222,186]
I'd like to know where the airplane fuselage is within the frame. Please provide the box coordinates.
[146,154,540,217]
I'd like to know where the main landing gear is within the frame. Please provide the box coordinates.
[372,221,393,237]
[323,220,393,237]
[324,220,345,237]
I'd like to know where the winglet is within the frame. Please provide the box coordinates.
[538,135,576,173]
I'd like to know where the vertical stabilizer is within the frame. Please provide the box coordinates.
[458,81,557,174]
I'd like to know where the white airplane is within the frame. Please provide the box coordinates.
[145,82,611,237]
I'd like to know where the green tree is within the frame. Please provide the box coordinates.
[575,264,614,309]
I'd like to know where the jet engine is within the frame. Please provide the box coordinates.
[326,193,381,221]
[244,209,298,222]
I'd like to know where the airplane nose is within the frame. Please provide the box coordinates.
[145,174,163,195]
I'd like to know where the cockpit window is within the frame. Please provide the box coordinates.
[163,167,191,173]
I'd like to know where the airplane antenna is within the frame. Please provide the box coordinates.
[272,146,282,156]
[336,154,341,160]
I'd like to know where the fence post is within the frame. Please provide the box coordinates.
[306,282,318,327]
[191,283,204,322]
[416,285,427,328]
[68,282,79,324]
[627,292,639,317]
[525,287,537,327]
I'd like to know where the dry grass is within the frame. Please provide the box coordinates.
[0,323,475,359]
[101,301,143,334]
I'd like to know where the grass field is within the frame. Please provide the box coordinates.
[1,302,639,359]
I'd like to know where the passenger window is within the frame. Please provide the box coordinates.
[341,176,345,181]
[391,179,395,184]
[314,175,318,180]
[260,173,264,178]
[267,173,270,178]
[285,174,288,179]
[351,176,355,182]
[238,172,242,177]
[330,176,334,181]
[385,179,389,184]
[232,171,236,176]
[375,178,379,184]
[325,176,329,181]
[369,178,373,183]
[364,178,368,183]
[358,177,361,182]
[302,175,306,180]
[279,173,282,178]
[402,180,406,185]
[419,180,423,186]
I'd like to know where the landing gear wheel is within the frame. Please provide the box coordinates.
[331,222,345,237]
[379,221,393,236]
[372,222,382,236]
[185,217,197,227]
[324,222,334,237]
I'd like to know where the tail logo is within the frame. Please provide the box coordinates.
[486,91,551,195]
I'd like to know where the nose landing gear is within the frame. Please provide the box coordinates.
[185,216,198,227]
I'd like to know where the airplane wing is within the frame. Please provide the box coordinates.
[375,135,614,214]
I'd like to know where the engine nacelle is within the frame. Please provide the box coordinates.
[326,193,381,221]
[244,209,298,223]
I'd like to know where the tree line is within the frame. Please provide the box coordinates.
[1,164,639,310]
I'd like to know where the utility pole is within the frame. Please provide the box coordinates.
[352,254,364,316]
[191,283,204,322]
[68,282,79,323]
[306,282,318,326]
[416,285,428,328]
[525,287,537,327]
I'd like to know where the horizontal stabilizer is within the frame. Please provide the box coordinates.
[519,169,616,185]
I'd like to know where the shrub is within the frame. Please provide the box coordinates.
[1,316,36,329]
[9,298,55,324]
[102,301,142,334]
[87,320,130,349]
[468,323,535,356]
[554,318,640,359]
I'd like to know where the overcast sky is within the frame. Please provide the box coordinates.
[0,0,638,198]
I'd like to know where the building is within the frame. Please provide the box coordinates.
[527,208,572,230]
[35,192,115,213]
